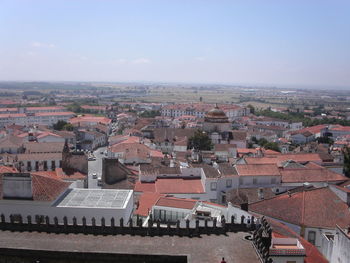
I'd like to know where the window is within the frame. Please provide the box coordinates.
[271,178,276,184]
[226,179,232,188]
[210,182,217,190]
[239,177,243,185]
[308,231,316,245]
[253,178,257,185]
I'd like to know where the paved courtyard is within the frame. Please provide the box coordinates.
[0,230,259,263]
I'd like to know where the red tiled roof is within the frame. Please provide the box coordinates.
[281,165,347,183]
[0,100,17,105]
[134,181,157,192]
[110,142,163,159]
[155,196,197,210]
[291,125,328,136]
[31,173,71,201]
[329,125,350,132]
[155,178,204,194]
[134,178,205,194]
[26,106,66,111]
[214,144,237,152]
[236,164,280,176]
[0,166,18,173]
[245,153,322,165]
[0,113,21,118]
[33,168,86,181]
[36,132,62,138]
[70,116,111,125]
[35,111,74,117]
[0,108,18,112]
[263,149,281,156]
[134,192,162,216]
[250,187,350,229]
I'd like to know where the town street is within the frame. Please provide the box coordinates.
[87,146,107,189]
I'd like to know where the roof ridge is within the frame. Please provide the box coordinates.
[301,191,305,226]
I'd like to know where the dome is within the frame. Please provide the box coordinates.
[204,104,229,123]
[206,106,226,118]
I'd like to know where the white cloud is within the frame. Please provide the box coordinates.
[31,41,56,48]
[131,58,151,64]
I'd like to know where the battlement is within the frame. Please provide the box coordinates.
[0,213,256,237]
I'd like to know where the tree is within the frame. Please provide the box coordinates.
[343,147,350,178]
[317,136,333,144]
[140,110,161,118]
[63,123,74,131]
[67,103,82,113]
[247,104,255,114]
[264,142,281,152]
[53,120,68,131]
[187,130,212,150]
[257,138,268,146]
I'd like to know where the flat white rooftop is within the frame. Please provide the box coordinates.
[56,189,133,209]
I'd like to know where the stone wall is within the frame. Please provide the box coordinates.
[0,213,255,238]
[0,248,187,263]
[102,158,128,185]
[62,151,88,175]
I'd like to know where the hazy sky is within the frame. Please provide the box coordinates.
[1,0,349,88]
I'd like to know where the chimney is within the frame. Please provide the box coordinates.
[258,188,264,200]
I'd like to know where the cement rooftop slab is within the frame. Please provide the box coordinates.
[0,230,259,263]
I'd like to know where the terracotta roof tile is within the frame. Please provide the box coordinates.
[0,173,70,202]
[134,181,156,192]
[156,178,204,194]
[281,165,347,183]
[0,166,18,173]
[31,173,71,201]
[245,153,322,165]
[236,164,280,176]
[134,192,162,216]
[134,178,204,194]
[249,187,350,229]
[70,116,111,125]
[24,142,64,153]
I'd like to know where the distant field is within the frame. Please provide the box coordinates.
[118,86,243,104]
[240,101,277,110]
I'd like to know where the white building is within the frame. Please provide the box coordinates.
[136,163,282,204]
[269,235,306,263]
[0,112,75,128]
[0,173,134,225]
[328,226,350,263]
[161,103,249,121]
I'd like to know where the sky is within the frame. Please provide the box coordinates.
[0,0,349,88]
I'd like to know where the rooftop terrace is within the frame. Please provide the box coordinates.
[0,230,259,263]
